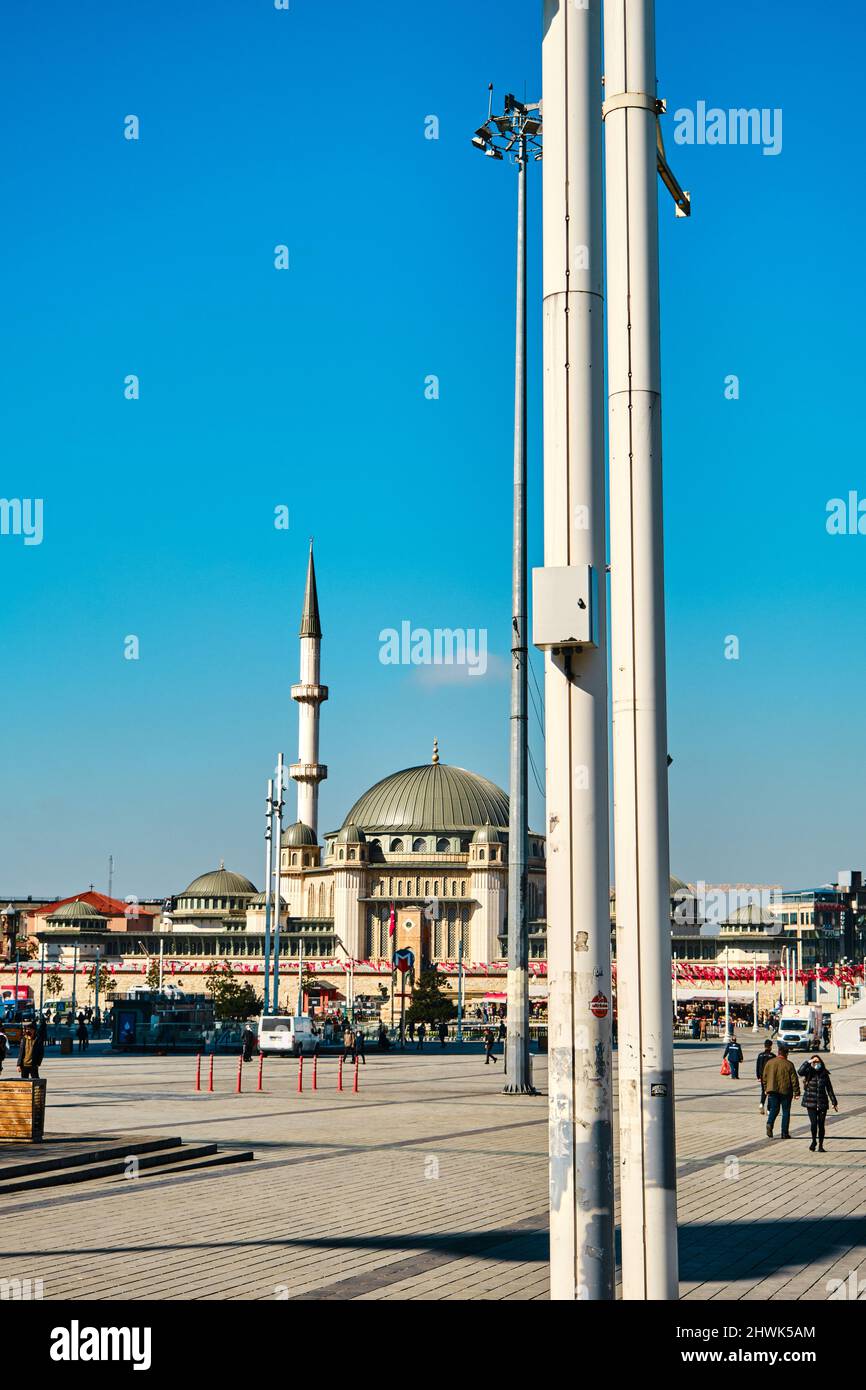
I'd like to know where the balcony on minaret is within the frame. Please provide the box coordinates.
[291,683,329,704]
[289,761,328,783]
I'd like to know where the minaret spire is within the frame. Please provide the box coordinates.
[290,540,328,836]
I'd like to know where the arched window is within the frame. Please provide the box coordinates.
[479,850,485,861]
[397,881,403,896]
[339,849,344,860]
[292,854,298,867]
[412,837,426,853]
[436,837,450,853]
[460,880,466,895]
[425,880,430,896]
[390,838,404,853]
[434,881,439,896]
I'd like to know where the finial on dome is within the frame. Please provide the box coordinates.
[432,738,439,765]
[219,858,225,870]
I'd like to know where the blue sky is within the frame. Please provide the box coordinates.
[1,0,863,897]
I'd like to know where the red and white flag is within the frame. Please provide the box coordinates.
[388,903,396,938]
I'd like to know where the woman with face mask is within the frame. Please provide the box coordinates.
[798,1055,839,1152]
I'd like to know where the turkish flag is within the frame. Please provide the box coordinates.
[388,903,396,938]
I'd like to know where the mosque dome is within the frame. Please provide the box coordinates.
[335,824,366,844]
[343,747,508,835]
[179,867,257,898]
[472,824,505,844]
[46,899,107,924]
[281,822,318,848]
[248,892,287,908]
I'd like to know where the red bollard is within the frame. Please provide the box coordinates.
[337,1056,343,1092]
[257,1053,263,1092]
[353,1057,359,1094]
[297,1055,303,1093]
[236,1056,243,1094]
[195,1054,201,1092]
[208,1054,214,1093]
[312,1054,317,1091]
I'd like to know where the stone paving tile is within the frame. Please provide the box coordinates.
[2,1041,866,1300]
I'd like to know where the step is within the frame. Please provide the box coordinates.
[0,1143,221,1197]
[130,1149,254,1180]
[0,1135,183,1183]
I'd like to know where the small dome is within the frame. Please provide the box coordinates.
[180,868,257,898]
[248,892,287,908]
[46,899,107,924]
[335,823,366,844]
[473,824,504,844]
[281,821,318,848]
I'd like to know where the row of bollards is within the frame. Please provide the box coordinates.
[195,1052,360,1095]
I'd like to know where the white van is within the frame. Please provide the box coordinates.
[257,1014,319,1057]
[776,1004,823,1051]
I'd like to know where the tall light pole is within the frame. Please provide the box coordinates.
[263,777,274,1014]
[535,0,615,1299]
[471,90,542,1096]
[603,0,689,1301]
[272,755,285,1014]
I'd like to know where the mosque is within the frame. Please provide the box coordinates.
[172,546,548,988]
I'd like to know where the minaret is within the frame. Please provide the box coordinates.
[290,541,328,835]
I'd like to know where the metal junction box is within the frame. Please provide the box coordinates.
[532,564,597,650]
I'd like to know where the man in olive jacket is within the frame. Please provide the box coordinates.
[763,1041,800,1139]
[17,1023,45,1080]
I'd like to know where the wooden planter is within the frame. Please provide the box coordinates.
[0,1080,47,1142]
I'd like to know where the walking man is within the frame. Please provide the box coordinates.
[484,1027,498,1065]
[355,1029,366,1065]
[798,1054,838,1152]
[763,1041,800,1139]
[341,1024,356,1064]
[17,1022,44,1080]
[241,1023,256,1063]
[416,1022,426,1052]
[76,1015,90,1053]
[722,1034,743,1079]
[756,1038,774,1113]
[438,1021,448,1048]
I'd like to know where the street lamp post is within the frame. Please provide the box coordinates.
[471,90,541,1097]
[263,778,274,1015]
[272,754,285,1014]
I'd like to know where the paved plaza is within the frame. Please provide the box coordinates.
[2,1039,866,1301]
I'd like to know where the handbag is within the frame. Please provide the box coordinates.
[720,1057,730,1076]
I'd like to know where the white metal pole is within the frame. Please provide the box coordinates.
[752,955,758,1032]
[273,754,284,1013]
[158,937,164,992]
[542,0,615,1300]
[724,948,730,1037]
[604,0,678,1299]
[263,778,274,1015]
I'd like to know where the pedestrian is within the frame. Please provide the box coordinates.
[76,1015,90,1052]
[798,1054,838,1153]
[17,1022,44,1080]
[241,1023,256,1062]
[699,1017,707,1041]
[408,1020,415,1043]
[438,1021,448,1048]
[416,1022,426,1051]
[0,1023,8,1074]
[355,1029,366,1065]
[484,1027,498,1065]
[35,1012,48,1049]
[822,1019,831,1052]
[341,1024,355,1064]
[497,1019,506,1042]
[763,1042,800,1139]
[756,1039,774,1113]
[722,1034,743,1079]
